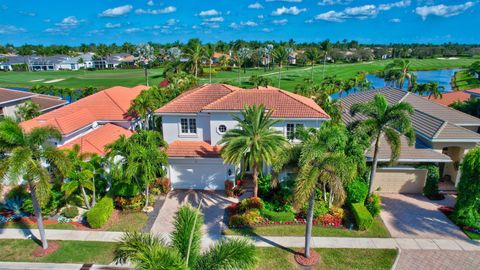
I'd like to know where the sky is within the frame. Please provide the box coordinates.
[0,0,479,45]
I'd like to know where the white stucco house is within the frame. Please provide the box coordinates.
[154,84,330,190]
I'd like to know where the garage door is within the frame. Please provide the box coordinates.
[373,168,428,193]
[170,162,227,190]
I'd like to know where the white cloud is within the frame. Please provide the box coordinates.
[317,0,352,5]
[258,15,265,19]
[18,11,36,17]
[415,1,475,20]
[135,6,177,15]
[241,21,258,26]
[248,2,264,9]
[166,19,179,25]
[272,19,288,25]
[198,9,220,16]
[304,19,314,23]
[262,28,273,32]
[125,27,143,33]
[99,5,133,17]
[229,22,240,29]
[105,22,121,28]
[379,0,411,11]
[315,10,346,22]
[271,6,307,16]
[266,0,302,2]
[147,0,154,6]
[0,25,26,34]
[344,5,378,17]
[390,18,401,23]
[203,16,224,22]
[201,22,220,28]
[56,16,83,27]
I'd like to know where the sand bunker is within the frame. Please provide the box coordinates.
[44,78,65,83]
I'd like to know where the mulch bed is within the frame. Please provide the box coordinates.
[294,248,320,266]
[32,241,60,257]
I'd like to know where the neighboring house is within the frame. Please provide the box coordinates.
[465,88,480,99]
[340,87,480,193]
[155,84,330,190]
[20,85,148,155]
[0,87,67,120]
[424,90,471,107]
[212,52,231,64]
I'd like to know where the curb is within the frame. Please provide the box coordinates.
[390,248,401,270]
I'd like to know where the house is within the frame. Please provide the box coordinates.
[212,52,231,64]
[0,87,67,120]
[20,85,148,155]
[340,87,480,193]
[154,84,330,190]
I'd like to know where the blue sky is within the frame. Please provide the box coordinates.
[0,0,479,45]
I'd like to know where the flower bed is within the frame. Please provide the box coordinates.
[228,216,342,228]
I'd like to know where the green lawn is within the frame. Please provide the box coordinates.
[256,247,397,270]
[453,69,480,90]
[0,58,477,91]
[223,217,390,238]
[0,240,116,264]
[463,229,480,240]
[103,211,148,232]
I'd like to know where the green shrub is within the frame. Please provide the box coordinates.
[239,197,263,212]
[110,182,141,197]
[6,185,29,200]
[261,208,295,222]
[302,200,329,219]
[243,209,261,225]
[229,214,248,226]
[61,206,79,218]
[417,164,440,197]
[346,179,369,204]
[351,203,373,230]
[86,196,114,229]
[21,188,63,216]
[365,193,382,217]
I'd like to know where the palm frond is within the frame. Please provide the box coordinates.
[195,238,257,270]
[171,204,203,268]
[114,231,166,265]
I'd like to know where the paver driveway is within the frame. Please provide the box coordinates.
[150,190,238,238]
[395,250,480,270]
[380,194,467,239]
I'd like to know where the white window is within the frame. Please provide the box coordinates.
[286,123,304,140]
[180,118,197,134]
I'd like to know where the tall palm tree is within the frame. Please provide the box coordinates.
[295,122,357,259]
[134,44,156,87]
[413,81,444,99]
[320,40,332,80]
[350,94,416,194]
[106,130,168,211]
[383,59,416,91]
[220,105,288,197]
[185,39,203,78]
[114,204,257,270]
[0,118,68,250]
[62,144,95,209]
[204,45,215,84]
[305,48,319,82]
[128,88,162,130]
[271,46,288,88]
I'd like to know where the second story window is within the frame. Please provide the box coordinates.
[181,118,197,134]
[286,123,304,140]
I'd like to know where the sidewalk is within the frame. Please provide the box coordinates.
[0,262,132,270]
[1,228,479,251]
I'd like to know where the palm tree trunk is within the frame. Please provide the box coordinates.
[323,182,327,202]
[369,134,381,195]
[144,184,150,211]
[29,184,48,249]
[209,62,212,84]
[91,178,96,207]
[304,190,315,258]
[195,61,198,78]
[252,162,259,197]
[311,63,314,81]
[278,65,282,88]
[144,65,149,87]
[322,54,327,80]
[81,185,91,209]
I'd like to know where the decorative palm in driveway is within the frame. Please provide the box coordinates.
[114,204,257,270]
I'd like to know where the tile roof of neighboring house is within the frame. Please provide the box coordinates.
[30,95,68,112]
[156,84,330,119]
[423,91,471,107]
[59,123,133,156]
[0,88,33,104]
[366,136,452,163]
[166,140,222,158]
[20,85,148,135]
[340,87,480,142]
[465,88,480,96]
[0,88,67,113]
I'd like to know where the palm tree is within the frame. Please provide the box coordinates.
[134,44,156,87]
[114,204,257,270]
[249,75,271,89]
[204,45,215,84]
[350,94,416,194]
[413,81,444,99]
[320,40,332,80]
[383,59,416,91]
[16,100,40,121]
[128,88,160,130]
[62,144,95,209]
[220,105,288,197]
[184,39,203,78]
[106,130,168,211]
[295,123,357,259]
[305,48,320,82]
[0,118,68,249]
[271,46,288,88]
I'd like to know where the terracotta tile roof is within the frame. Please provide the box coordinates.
[156,84,329,119]
[166,140,222,158]
[155,84,240,114]
[59,123,133,156]
[20,85,148,135]
[465,88,480,95]
[423,91,471,107]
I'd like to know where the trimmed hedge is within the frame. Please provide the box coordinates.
[351,203,373,230]
[261,208,295,222]
[86,196,114,229]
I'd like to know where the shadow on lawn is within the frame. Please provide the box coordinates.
[0,218,42,246]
